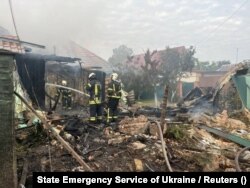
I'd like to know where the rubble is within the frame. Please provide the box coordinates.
[129,141,147,150]
[118,115,149,135]
[15,61,250,182]
[134,159,144,172]
[108,136,130,145]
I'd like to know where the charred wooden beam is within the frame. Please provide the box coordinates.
[14,91,93,172]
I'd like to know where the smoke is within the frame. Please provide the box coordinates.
[1,0,250,62]
[0,0,108,57]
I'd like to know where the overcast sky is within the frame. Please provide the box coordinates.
[0,0,249,63]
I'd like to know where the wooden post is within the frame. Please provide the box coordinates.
[0,54,17,188]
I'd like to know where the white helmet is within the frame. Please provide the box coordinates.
[111,73,118,81]
[88,72,96,79]
[62,80,67,85]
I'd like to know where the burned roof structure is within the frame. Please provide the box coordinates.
[213,61,250,113]
[0,35,82,187]
[178,61,250,115]
[56,41,112,74]
[1,37,81,108]
[15,53,81,108]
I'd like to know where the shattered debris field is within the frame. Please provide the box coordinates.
[12,62,250,188]
[17,105,250,186]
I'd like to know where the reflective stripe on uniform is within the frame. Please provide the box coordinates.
[97,116,102,120]
[95,84,97,95]
[89,101,95,104]
[90,117,96,121]
[110,96,121,99]
[107,108,111,123]
[89,100,101,104]
[113,116,118,119]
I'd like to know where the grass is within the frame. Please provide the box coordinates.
[137,99,156,107]
[137,99,177,107]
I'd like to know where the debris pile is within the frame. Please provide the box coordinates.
[14,61,250,188]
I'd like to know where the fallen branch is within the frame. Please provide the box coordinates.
[14,91,93,172]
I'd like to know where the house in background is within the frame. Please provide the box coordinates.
[124,46,237,100]
[180,63,240,98]
[57,41,112,74]
[178,70,228,98]
[124,46,187,99]
[125,46,186,69]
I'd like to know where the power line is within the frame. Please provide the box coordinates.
[8,0,20,40]
[197,0,249,46]
[8,0,55,172]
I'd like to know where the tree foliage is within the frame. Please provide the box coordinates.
[108,45,146,99]
[141,50,161,88]
[140,47,196,101]
[108,45,133,72]
[195,60,231,71]
[108,45,196,101]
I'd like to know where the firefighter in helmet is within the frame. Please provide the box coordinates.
[86,72,103,124]
[106,73,122,124]
[56,80,72,110]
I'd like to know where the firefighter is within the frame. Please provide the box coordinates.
[86,72,103,124]
[56,80,72,110]
[106,73,122,124]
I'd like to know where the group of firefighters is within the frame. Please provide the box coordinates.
[56,72,122,125]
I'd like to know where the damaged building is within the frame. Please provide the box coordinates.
[1,35,250,188]
[0,35,109,187]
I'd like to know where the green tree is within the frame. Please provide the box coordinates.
[108,45,145,99]
[140,50,161,106]
[108,45,133,72]
[119,66,148,100]
[160,46,196,101]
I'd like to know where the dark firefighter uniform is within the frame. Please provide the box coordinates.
[107,79,122,123]
[86,74,102,123]
[56,88,72,110]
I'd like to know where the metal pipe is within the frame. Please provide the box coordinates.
[197,124,250,147]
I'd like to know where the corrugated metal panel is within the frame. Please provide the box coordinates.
[233,74,250,110]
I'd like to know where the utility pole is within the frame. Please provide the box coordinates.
[53,45,56,55]
[236,48,239,64]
